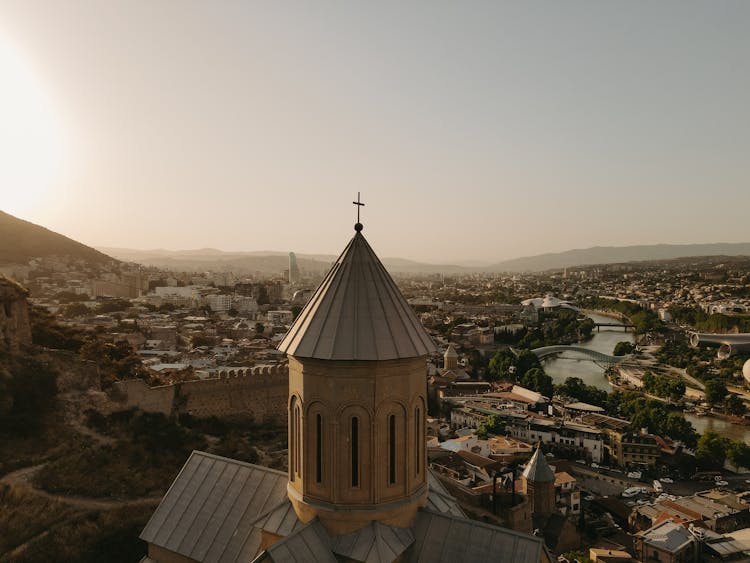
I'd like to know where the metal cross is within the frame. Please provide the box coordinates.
[352,192,365,223]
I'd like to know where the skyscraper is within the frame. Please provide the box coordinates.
[288,252,300,284]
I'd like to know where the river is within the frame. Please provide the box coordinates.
[543,312,633,391]
[543,312,750,444]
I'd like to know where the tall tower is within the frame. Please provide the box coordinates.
[277,222,436,535]
[288,252,300,284]
[521,446,556,516]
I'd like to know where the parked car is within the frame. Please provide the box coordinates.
[661,477,673,483]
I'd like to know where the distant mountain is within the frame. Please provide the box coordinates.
[99,247,467,275]
[0,210,115,266]
[486,243,750,272]
[101,242,750,275]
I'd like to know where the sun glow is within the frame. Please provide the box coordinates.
[0,35,67,216]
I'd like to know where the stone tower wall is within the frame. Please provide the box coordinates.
[0,277,32,352]
[287,355,429,534]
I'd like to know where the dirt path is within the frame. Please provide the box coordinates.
[0,463,161,510]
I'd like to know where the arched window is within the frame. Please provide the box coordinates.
[389,414,396,485]
[289,397,299,479]
[415,406,421,476]
[315,413,322,484]
[294,404,300,478]
[351,416,359,487]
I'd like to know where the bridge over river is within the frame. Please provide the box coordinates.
[530,345,632,367]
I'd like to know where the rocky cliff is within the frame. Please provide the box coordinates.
[0,276,32,352]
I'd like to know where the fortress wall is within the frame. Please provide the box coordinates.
[111,379,175,416]
[109,365,289,423]
[179,369,288,423]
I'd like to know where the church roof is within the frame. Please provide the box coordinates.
[408,510,548,563]
[141,451,548,563]
[522,447,555,483]
[444,344,458,358]
[139,451,288,563]
[257,520,337,563]
[278,230,436,361]
[330,521,415,563]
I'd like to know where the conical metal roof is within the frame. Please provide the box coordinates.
[444,344,458,358]
[278,230,436,361]
[522,447,555,483]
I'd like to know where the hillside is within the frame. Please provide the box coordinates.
[486,243,750,272]
[0,211,115,266]
[98,247,467,275]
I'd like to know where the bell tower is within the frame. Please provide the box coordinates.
[277,217,436,536]
[521,446,556,516]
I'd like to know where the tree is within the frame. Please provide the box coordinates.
[725,394,747,416]
[520,367,554,397]
[695,431,730,468]
[96,299,131,313]
[664,412,698,449]
[554,377,607,407]
[613,341,635,356]
[704,379,728,406]
[477,414,505,439]
[515,350,542,378]
[727,440,750,471]
[487,349,516,381]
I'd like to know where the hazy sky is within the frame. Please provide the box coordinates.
[1,1,749,264]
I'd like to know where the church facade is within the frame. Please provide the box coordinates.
[140,221,551,563]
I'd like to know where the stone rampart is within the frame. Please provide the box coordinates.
[109,364,288,423]
[110,379,175,416]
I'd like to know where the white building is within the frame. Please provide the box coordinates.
[207,294,232,312]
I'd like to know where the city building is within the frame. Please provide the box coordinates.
[633,520,699,563]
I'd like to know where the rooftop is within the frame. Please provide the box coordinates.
[277,230,435,361]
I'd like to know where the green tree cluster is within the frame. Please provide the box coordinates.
[80,339,147,387]
[613,341,635,356]
[476,414,506,439]
[641,371,686,401]
[555,377,608,407]
[696,431,750,469]
[725,394,747,416]
[704,379,728,406]
[608,391,698,448]
[656,340,715,381]
[520,367,554,398]
[670,305,750,333]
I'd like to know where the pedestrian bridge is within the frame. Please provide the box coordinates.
[530,345,630,366]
